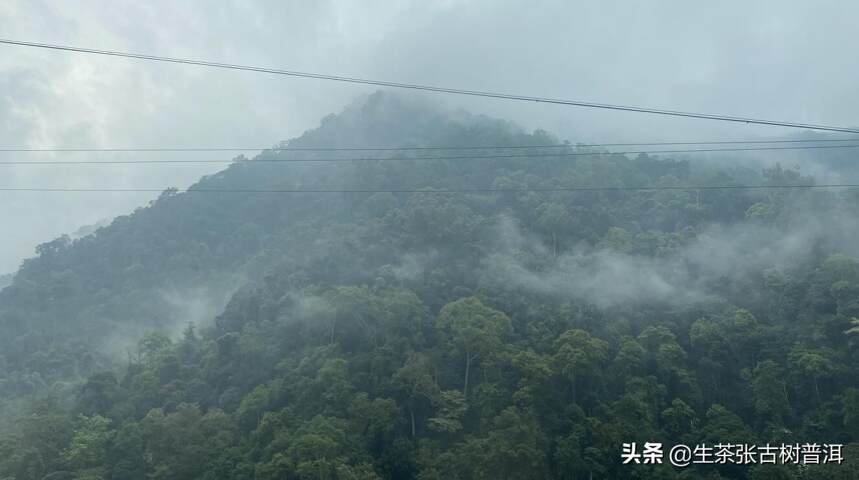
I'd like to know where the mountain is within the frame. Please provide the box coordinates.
[70,219,112,240]
[1,92,858,479]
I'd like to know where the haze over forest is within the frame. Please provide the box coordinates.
[3,0,859,273]
[1,2,859,479]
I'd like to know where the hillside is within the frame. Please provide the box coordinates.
[1,92,858,479]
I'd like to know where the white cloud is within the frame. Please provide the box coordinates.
[481,200,859,308]
[1,0,857,272]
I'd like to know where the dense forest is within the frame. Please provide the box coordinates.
[1,93,858,479]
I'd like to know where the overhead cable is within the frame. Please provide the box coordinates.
[2,38,858,133]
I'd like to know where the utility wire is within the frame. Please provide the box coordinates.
[2,144,858,165]
[3,137,859,153]
[0,145,568,153]
[2,38,859,134]
[0,184,855,194]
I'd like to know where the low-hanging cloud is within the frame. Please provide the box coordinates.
[3,0,859,274]
[481,197,859,308]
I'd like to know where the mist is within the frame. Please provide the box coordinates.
[481,196,859,308]
[3,4,859,476]
[3,0,859,273]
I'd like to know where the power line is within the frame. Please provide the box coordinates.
[2,144,858,165]
[2,38,858,134]
[3,137,859,153]
[0,184,855,194]
[0,145,565,153]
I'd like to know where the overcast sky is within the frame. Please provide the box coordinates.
[1,0,857,272]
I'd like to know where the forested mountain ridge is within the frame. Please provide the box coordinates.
[1,92,859,479]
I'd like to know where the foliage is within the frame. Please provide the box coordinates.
[2,93,859,479]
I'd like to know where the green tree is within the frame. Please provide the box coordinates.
[427,390,467,434]
[661,398,697,439]
[747,360,791,423]
[551,329,608,404]
[460,407,548,480]
[436,297,511,396]
[62,415,113,480]
[788,346,837,404]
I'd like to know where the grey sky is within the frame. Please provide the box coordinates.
[1,0,857,272]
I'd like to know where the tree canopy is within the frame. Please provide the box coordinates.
[1,93,858,479]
